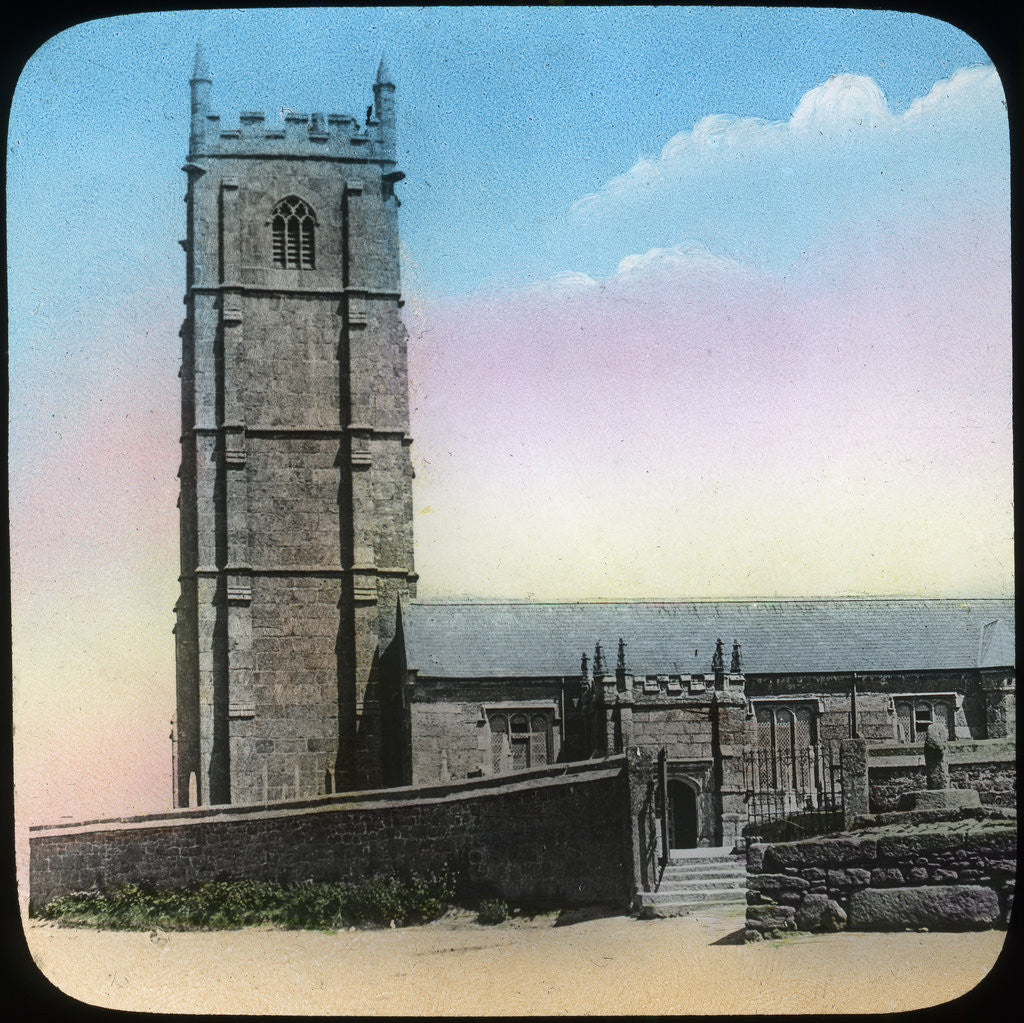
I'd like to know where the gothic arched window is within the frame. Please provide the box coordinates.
[894,698,954,742]
[754,702,819,790]
[488,710,552,774]
[271,196,316,269]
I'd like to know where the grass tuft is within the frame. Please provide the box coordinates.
[37,873,457,931]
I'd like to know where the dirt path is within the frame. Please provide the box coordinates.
[22,908,1007,1015]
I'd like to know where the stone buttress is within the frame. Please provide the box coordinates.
[175,47,416,806]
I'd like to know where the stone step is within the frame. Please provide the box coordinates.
[663,864,745,872]
[640,902,747,919]
[662,862,746,877]
[657,876,745,892]
[639,895,748,917]
[663,868,745,884]
[642,887,747,906]
[666,853,743,865]
[667,845,738,858]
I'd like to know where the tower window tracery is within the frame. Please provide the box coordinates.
[271,196,316,269]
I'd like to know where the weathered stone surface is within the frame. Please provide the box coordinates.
[924,726,950,789]
[748,904,796,930]
[747,843,767,872]
[897,789,981,811]
[747,872,810,893]
[847,885,1000,931]
[870,867,905,886]
[765,837,876,870]
[826,867,871,889]
[876,829,1014,861]
[795,893,847,932]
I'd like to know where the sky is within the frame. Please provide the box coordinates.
[7,8,1012,852]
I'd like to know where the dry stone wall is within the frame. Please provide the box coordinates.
[744,811,1015,940]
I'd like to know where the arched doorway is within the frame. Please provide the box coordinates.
[668,779,698,849]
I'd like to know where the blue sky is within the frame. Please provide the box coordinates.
[8,7,995,309]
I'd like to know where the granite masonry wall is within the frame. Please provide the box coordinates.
[868,741,1016,813]
[175,60,415,805]
[30,757,631,911]
[744,812,1016,940]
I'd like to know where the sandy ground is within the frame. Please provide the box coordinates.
[21,906,1009,1015]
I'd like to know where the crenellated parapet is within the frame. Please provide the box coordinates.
[188,46,397,164]
[189,108,396,162]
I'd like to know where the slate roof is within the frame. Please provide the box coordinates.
[400,598,1015,679]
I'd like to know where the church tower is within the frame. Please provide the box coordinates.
[174,47,417,806]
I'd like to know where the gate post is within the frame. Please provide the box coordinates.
[839,738,868,828]
[658,747,669,864]
[625,747,657,904]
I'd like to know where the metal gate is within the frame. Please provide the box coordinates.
[742,742,845,842]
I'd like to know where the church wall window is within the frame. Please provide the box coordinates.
[488,710,552,773]
[754,702,819,790]
[270,196,316,269]
[894,697,954,742]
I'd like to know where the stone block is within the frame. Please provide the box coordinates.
[897,788,981,811]
[747,843,767,872]
[766,837,876,870]
[795,893,847,932]
[826,868,871,889]
[847,885,1000,931]
[988,859,1017,874]
[747,904,796,929]
[748,872,810,894]
[870,867,905,886]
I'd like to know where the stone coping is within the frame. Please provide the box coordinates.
[30,755,628,838]
[866,738,1015,768]
[850,805,1016,831]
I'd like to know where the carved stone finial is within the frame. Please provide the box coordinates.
[581,651,589,678]
[617,637,627,672]
[712,637,724,672]
[730,639,741,673]
[594,641,605,676]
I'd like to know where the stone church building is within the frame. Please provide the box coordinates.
[173,51,1015,849]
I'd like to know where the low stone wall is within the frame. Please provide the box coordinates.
[745,810,1015,940]
[870,759,1016,812]
[30,757,632,911]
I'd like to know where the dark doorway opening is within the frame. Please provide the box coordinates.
[669,780,698,848]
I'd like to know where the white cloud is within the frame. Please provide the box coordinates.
[789,74,892,131]
[903,65,1004,121]
[572,66,1002,214]
[614,242,750,281]
[527,269,599,294]
[527,242,755,295]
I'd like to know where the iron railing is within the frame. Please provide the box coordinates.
[742,743,845,842]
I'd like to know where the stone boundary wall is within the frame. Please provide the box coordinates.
[744,813,1015,940]
[867,741,1016,813]
[30,757,632,911]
